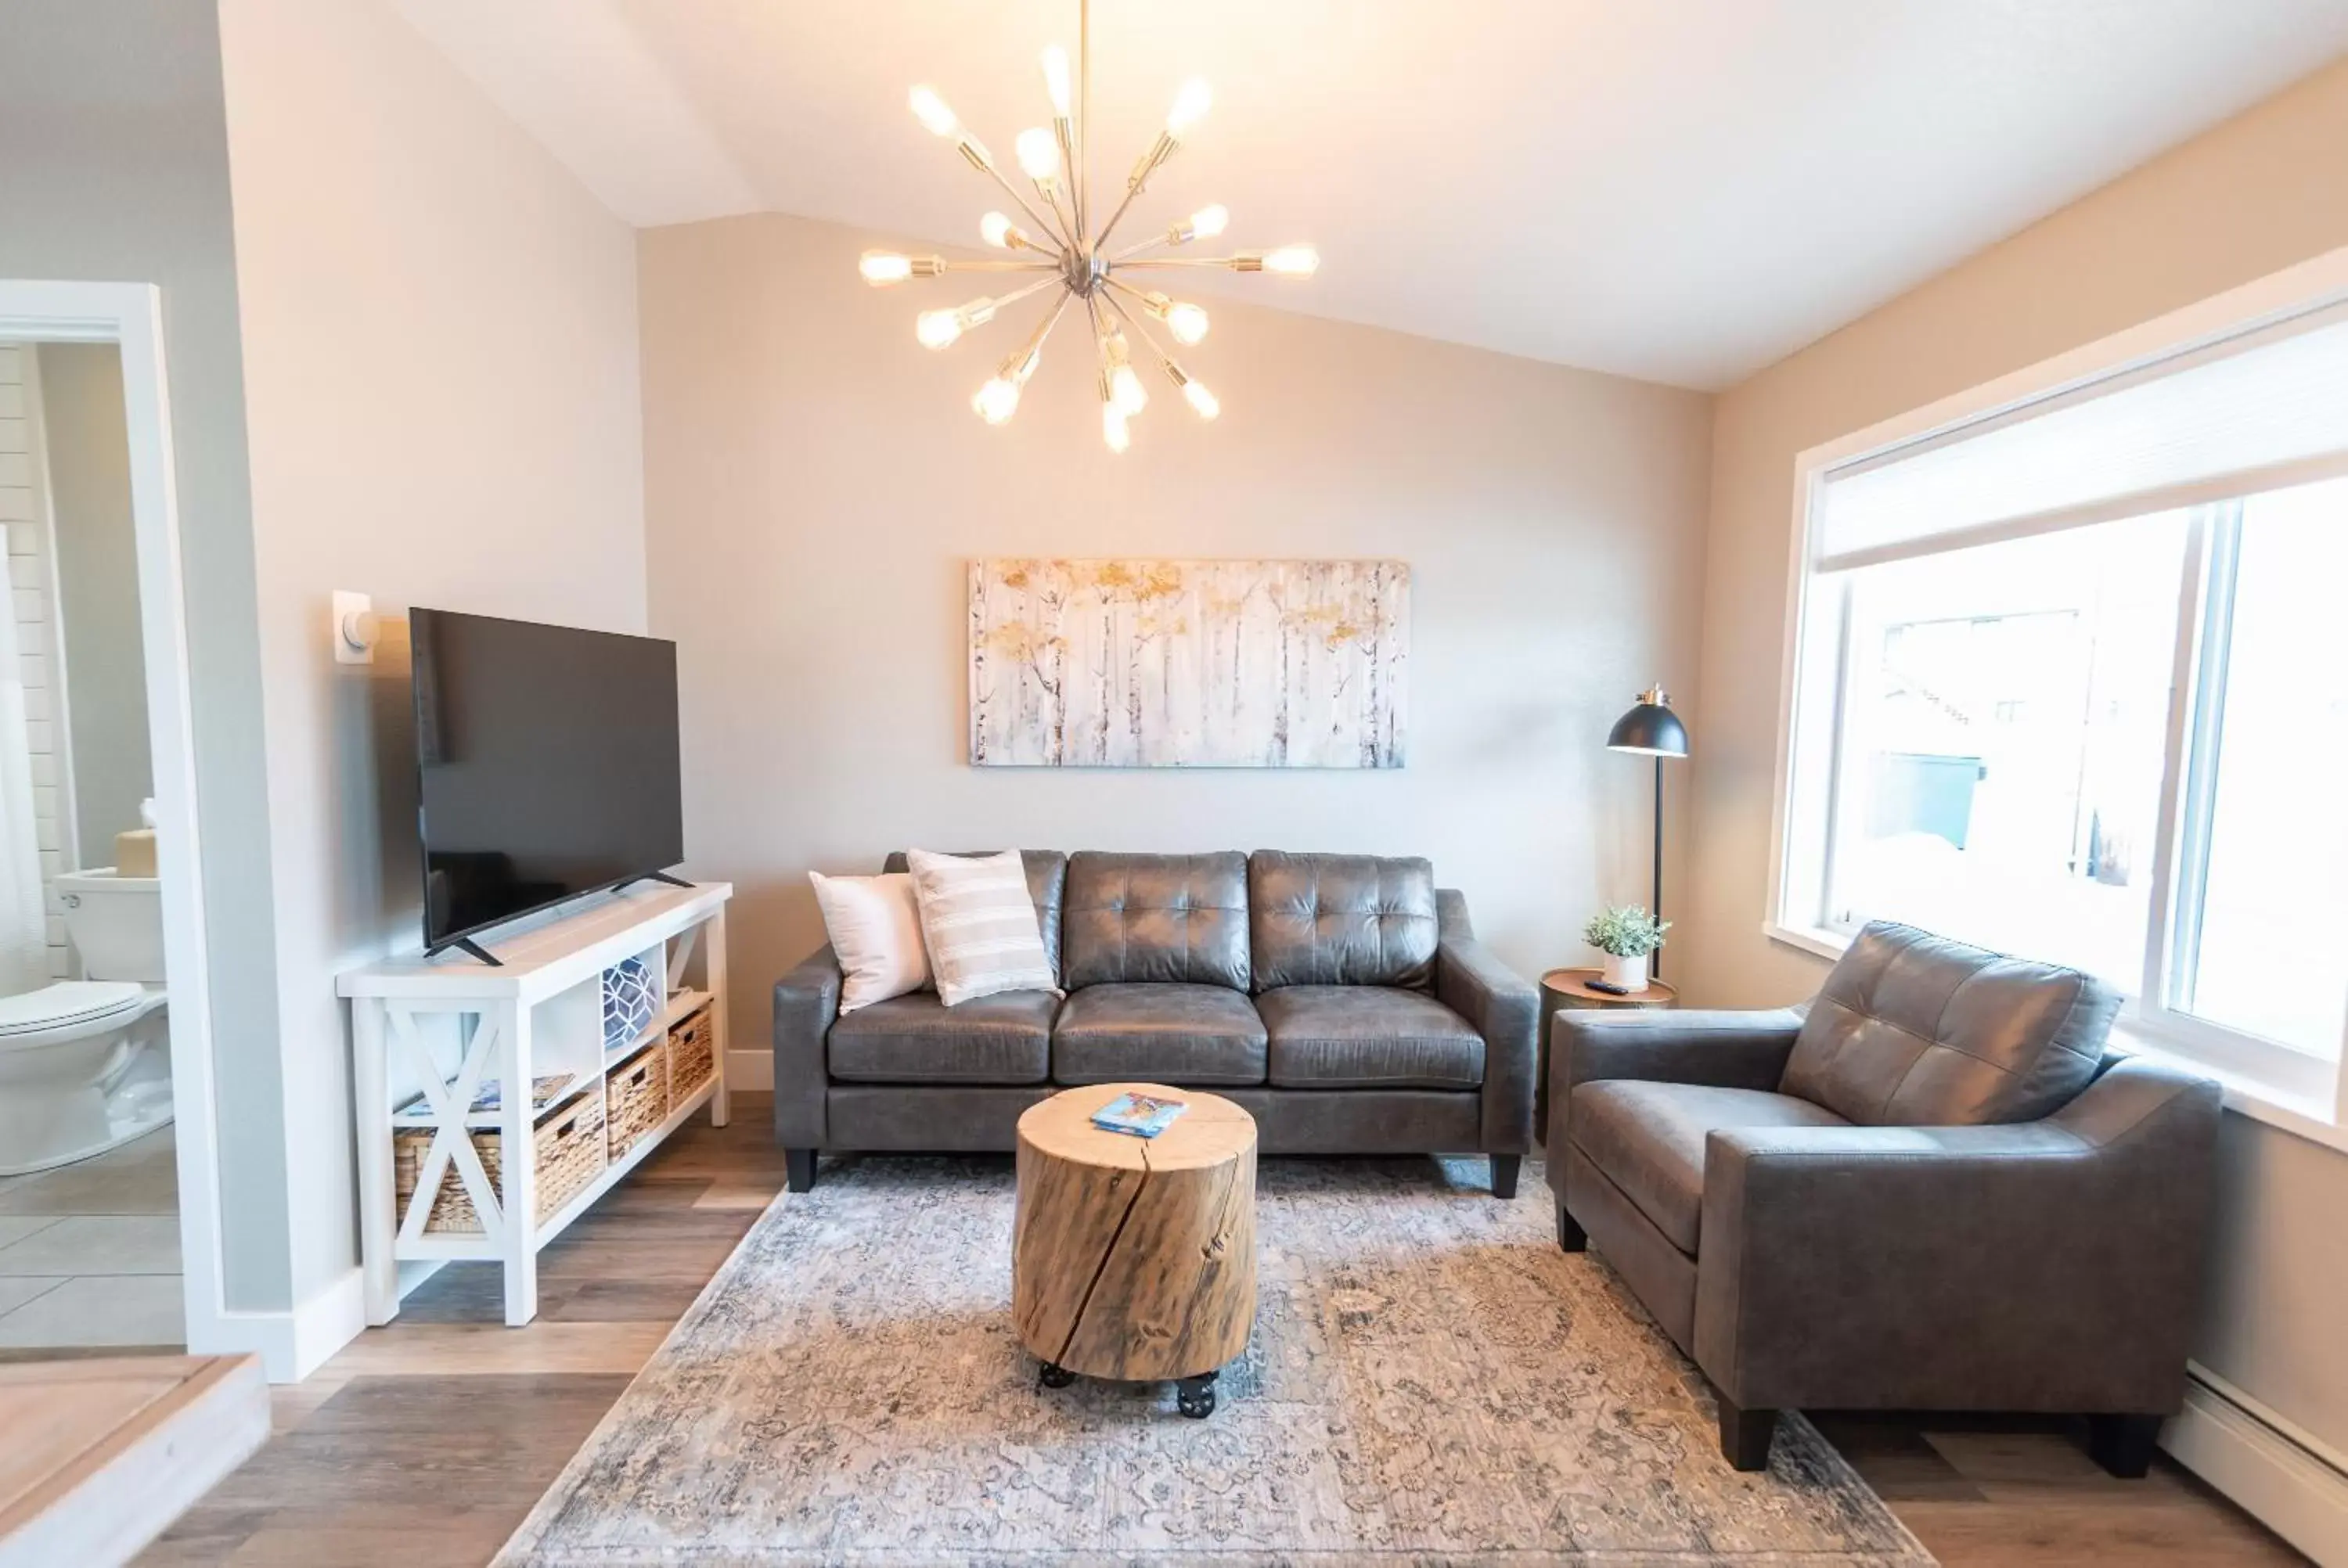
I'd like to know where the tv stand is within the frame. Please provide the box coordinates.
[339,880,733,1329]
[427,936,506,967]
[628,870,693,890]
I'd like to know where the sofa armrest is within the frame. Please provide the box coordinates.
[1693,1057,2221,1413]
[1436,934,1540,1152]
[772,944,841,1148]
[1549,1007,1805,1156]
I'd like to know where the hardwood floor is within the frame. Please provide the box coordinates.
[141,1095,2302,1565]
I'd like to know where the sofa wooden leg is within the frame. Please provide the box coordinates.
[1718,1397,1777,1472]
[1556,1204,1587,1252]
[1490,1154,1521,1199]
[785,1149,818,1193]
[2087,1413,2163,1478]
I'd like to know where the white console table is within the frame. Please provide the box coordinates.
[338,882,732,1327]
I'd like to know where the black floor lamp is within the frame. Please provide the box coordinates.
[1606,685,1690,977]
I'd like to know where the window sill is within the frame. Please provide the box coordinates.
[2109,1028,2348,1158]
[1764,920,2348,1156]
[1763,921,1848,964]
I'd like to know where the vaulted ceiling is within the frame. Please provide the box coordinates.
[394,0,2348,389]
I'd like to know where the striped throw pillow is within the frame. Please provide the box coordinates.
[904,849,1061,1006]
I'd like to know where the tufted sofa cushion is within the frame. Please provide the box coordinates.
[1247,851,1439,991]
[1062,851,1250,991]
[1779,920,2118,1127]
[881,850,1069,990]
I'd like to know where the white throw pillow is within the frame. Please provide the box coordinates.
[903,848,1061,1006]
[808,871,931,1013]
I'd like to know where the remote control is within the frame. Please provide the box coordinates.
[1585,977,1633,996]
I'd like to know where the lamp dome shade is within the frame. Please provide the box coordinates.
[1607,688,1689,758]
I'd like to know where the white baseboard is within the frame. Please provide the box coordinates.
[2166,1368,2348,1566]
[187,1268,366,1383]
[728,1048,772,1092]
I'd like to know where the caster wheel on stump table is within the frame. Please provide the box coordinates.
[1039,1362,1076,1390]
[1176,1371,1218,1419]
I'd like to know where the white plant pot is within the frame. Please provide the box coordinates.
[1601,952,1650,993]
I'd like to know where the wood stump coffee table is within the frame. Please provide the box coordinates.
[1012,1083,1257,1418]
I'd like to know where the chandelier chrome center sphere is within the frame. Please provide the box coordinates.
[857,0,1318,451]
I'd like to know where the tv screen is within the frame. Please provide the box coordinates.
[410,608,683,953]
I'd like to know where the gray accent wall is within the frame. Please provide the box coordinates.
[214,0,648,1310]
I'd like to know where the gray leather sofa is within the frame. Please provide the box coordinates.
[1547,920,2220,1476]
[776,850,1538,1196]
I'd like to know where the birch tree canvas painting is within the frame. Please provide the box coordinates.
[970,559,1410,768]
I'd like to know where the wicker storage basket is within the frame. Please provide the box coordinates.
[670,1003,715,1099]
[605,1042,669,1157]
[393,1089,607,1234]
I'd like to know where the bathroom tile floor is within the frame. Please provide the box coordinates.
[0,1124,184,1350]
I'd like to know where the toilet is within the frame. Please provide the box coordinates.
[0,869,173,1176]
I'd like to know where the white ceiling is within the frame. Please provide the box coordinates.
[394,0,2348,390]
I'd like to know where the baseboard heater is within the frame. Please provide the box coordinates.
[2165,1361,2348,1566]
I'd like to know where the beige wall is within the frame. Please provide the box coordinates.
[640,212,1713,1063]
[38,343,154,857]
[217,0,647,1307]
[0,0,291,1310]
[1679,56,2348,1460]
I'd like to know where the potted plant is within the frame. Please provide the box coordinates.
[1583,905,1669,993]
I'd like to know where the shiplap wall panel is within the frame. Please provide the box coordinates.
[0,345,73,976]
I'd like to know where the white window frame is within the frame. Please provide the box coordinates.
[1766,243,2348,1133]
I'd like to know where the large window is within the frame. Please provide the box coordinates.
[1778,293,2348,1110]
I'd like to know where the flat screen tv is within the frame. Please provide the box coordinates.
[410,608,684,959]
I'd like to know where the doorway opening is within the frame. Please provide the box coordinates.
[0,282,229,1362]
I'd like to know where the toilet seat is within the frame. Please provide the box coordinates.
[0,981,149,1038]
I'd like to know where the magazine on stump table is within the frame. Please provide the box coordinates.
[1090,1092,1188,1138]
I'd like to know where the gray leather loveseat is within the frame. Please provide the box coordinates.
[1548,920,2221,1476]
[776,850,1539,1196]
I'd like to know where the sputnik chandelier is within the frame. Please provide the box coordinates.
[856,0,1318,451]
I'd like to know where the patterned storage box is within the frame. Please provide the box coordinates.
[605,1042,669,1158]
[669,1003,715,1099]
[393,1090,607,1233]
[602,955,660,1055]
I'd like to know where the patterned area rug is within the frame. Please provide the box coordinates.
[499,1156,1933,1566]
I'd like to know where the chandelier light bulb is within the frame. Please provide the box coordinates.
[917,297,998,349]
[1015,127,1061,182]
[1262,243,1320,278]
[973,376,1021,425]
[979,210,1016,248]
[1103,402,1131,454]
[909,85,960,138]
[1111,364,1149,416]
[1183,379,1221,419]
[1165,77,1214,135]
[1042,45,1072,117]
[916,309,963,349]
[1166,302,1211,345]
[859,250,913,286]
[1190,204,1230,239]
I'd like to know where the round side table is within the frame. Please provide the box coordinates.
[1012,1083,1257,1417]
[1537,968,1680,1143]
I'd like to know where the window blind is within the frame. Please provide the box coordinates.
[1814,302,2348,570]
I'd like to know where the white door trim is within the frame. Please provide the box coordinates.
[0,279,232,1366]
